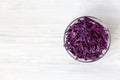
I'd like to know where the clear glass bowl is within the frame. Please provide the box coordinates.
[64,16,111,63]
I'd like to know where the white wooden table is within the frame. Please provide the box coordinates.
[0,0,120,80]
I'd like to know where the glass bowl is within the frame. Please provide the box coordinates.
[64,16,111,63]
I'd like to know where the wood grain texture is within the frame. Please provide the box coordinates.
[0,0,120,80]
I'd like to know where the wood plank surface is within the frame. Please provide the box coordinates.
[0,0,120,80]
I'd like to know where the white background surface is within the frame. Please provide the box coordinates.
[0,0,120,80]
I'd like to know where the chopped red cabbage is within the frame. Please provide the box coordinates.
[64,16,109,62]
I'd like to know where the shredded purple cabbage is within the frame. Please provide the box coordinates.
[64,16,109,61]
